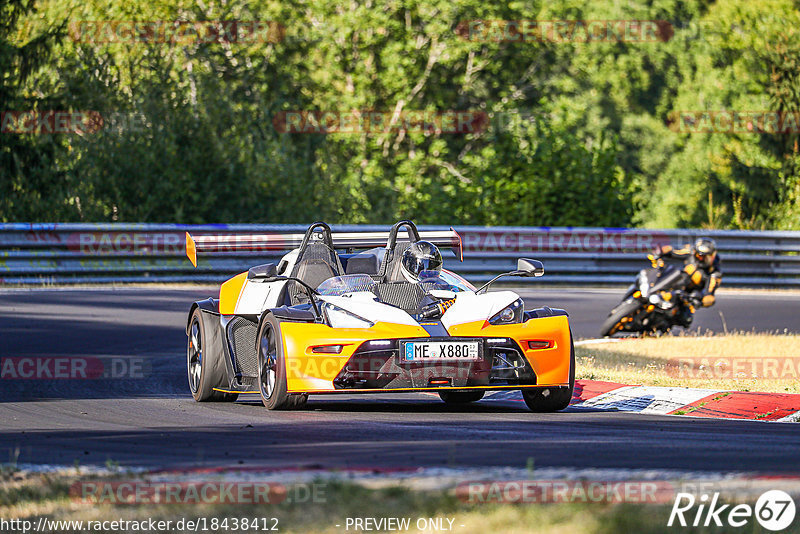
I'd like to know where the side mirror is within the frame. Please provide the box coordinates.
[476,258,545,293]
[248,263,278,280]
[515,258,545,277]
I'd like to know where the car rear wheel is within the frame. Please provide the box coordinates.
[257,315,307,410]
[521,334,575,412]
[187,308,237,402]
[438,390,485,404]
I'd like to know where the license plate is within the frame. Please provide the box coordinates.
[402,341,480,362]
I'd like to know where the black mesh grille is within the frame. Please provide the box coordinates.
[373,282,435,313]
[333,338,537,390]
[228,317,258,378]
[486,341,537,385]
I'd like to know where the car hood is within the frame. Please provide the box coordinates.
[318,290,520,330]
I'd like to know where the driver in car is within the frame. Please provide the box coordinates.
[400,241,462,318]
[649,237,722,326]
[400,240,444,282]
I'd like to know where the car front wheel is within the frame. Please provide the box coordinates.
[521,334,575,412]
[257,315,307,410]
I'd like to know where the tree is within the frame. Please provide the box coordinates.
[0,0,68,221]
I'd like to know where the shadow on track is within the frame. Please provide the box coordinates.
[2,406,799,473]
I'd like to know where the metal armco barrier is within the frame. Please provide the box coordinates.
[1,223,799,286]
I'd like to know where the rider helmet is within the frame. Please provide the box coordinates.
[694,237,717,268]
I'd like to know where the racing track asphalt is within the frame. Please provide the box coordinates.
[0,286,798,474]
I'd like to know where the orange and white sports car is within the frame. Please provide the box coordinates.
[185,221,574,411]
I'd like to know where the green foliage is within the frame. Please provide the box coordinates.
[0,0,69,220]
[640,0,800,229]
[1,0,799,228]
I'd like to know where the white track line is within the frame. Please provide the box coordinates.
[575,385,722,415]
[574,338,626,346]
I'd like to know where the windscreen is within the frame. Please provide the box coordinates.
[316,271,474,297]
[316,274,376,296]
[412,271,475,292]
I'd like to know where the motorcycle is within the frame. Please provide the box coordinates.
[599,262,698,337]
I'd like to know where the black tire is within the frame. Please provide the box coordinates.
[187,308,238,402]
[438,390,485,404]
[521,334,575,412]
[599,299,642,338]
[257,315,307,410]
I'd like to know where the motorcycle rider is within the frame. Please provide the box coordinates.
[648,237,722,326]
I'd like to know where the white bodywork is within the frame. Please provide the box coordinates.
[319,294,420,326]
[441,291,519,329]
[229,248,521,328]
[230,250,300,315]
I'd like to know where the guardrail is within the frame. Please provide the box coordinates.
[1,223,799,286]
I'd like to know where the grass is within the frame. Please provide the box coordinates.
[2,470,789,534]
[577,332,800,393]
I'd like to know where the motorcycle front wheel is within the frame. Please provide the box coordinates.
[599,300,643,337]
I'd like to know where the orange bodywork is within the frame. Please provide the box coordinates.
[219,272,247,314]
[186,232,198,267]
[448,315,572,387]
[280,321,427,393]
[279,315,572,394]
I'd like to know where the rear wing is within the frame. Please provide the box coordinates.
[185,228,463,267]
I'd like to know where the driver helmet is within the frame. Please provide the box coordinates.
[694,237,717,268]
[400,241,443,282]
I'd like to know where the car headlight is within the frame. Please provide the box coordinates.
[322,302,374,329]
[489,298,524,325]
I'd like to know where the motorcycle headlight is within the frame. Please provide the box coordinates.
[489,298,524,325]
[637,270,650,297]
[648,293,673,310]
[322,302,374,329]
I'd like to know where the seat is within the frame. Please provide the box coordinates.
[378,241,414,282]
[345,249,384,276]
[376,220,422,282]
[370,221,435,312]
[294,254,338,288]
[288,223,344,304]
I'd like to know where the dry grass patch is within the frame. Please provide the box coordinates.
[576,333,800,393]
[0,470,758,534]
